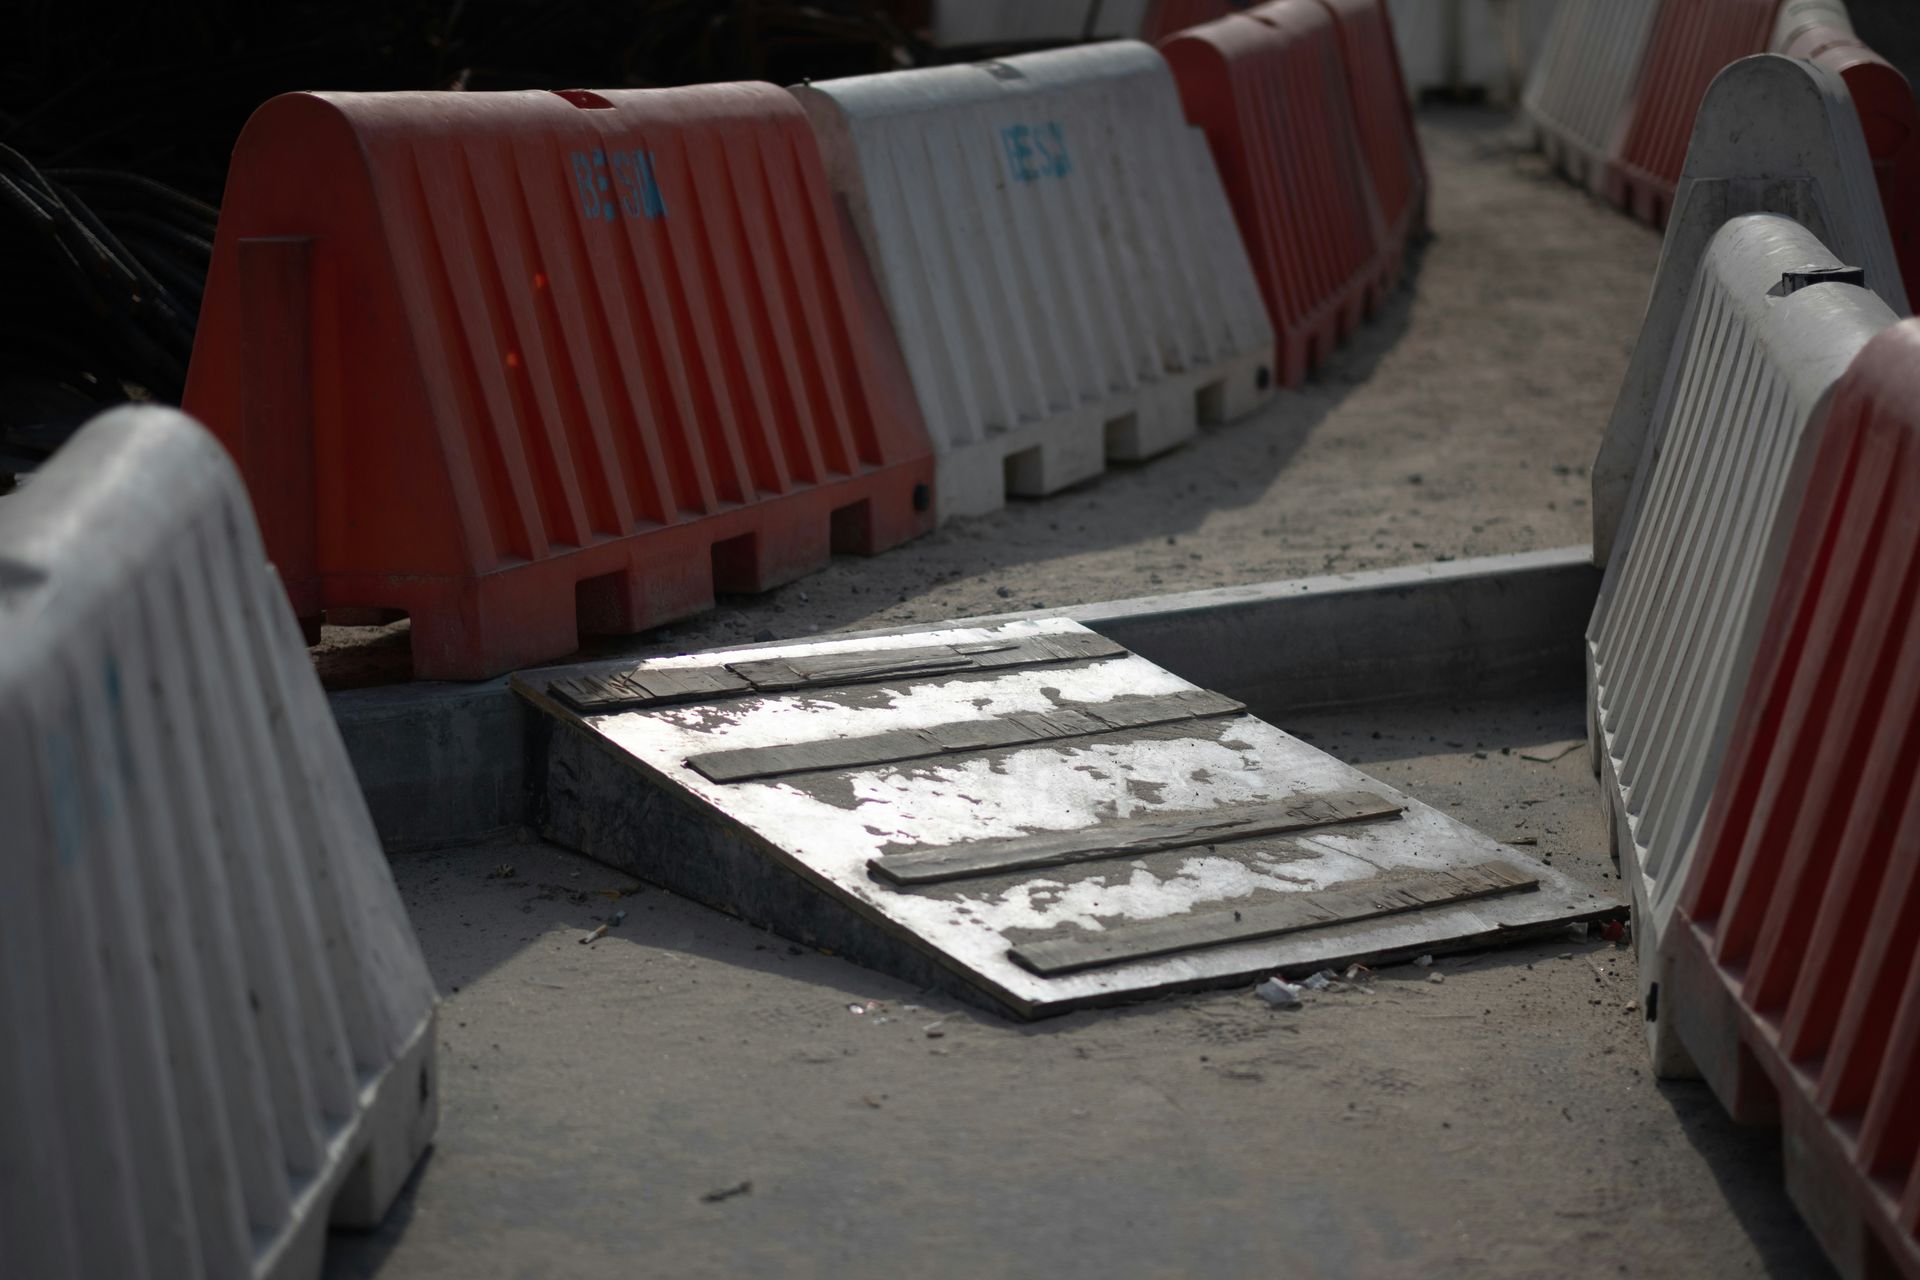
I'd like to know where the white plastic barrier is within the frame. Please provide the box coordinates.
[1586,214,1897,1074]
[793,41,1276,521]
[1387,0,1559,101]
[0,407,438,1280]
[926,0,1152,46]
[1591,54,1909,561]
[1520,0,1658,192]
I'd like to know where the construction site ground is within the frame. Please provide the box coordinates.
[324,108,1830,1279]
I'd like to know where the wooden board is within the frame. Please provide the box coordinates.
[873,789,1403,885]
[517,618,1613,1017]
[1009,860,1537,975]
[688,689,1243,784]
[549,630,1124,712]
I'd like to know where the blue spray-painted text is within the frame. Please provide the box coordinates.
[569,149,667,223]
[1000,122,1070,183]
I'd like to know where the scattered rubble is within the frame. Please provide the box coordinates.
[1255,978,1303,1008]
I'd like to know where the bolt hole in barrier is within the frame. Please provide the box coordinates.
[792,41,1277,522]
[184,85,936,681]
[1160,0,1426,390]
[1663,319,1920,1280]
[0,407,438,1280]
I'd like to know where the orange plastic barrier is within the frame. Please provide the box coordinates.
[185,86,934,680]
[1162,1,1385,386]
[1606,0,1778,225]
[1782,23,1920,300]
[1317,0,1428,264]
[1667,318,1920,1280]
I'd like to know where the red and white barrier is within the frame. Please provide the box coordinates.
[185,85,936,680]
[1162,2,1393,387]
[1664,318,1920,1280]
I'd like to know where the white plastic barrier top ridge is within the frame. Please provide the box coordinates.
[1591,53,1908,563]
[0,407,439,1280]
[793,41,1276,521]
[1521,0,1658,191]
[1586,213,1897,1076]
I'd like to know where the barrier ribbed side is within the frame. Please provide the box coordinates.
[794,42,1275,521]
[185,84,935,680]
[1586,213,1897,1076]
[0,407,438,1280]
[1162,2,1383,387]
[1667,318,1920,1280]
[1605,0,1779,225]
[1520,0,1660,193]
[1590,54,1907,564]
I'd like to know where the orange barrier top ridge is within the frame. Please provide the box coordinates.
[1672,317,1920,1280]
[1162,1,1387,387]
[185,85,934,680]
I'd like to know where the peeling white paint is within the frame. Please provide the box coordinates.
[585,619,1603,1012]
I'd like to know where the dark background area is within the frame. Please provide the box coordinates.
[0,0,1912,469]
[1,1,940,206]
[0,0,945,464]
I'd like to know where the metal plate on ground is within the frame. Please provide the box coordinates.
[517,619,1607,1017]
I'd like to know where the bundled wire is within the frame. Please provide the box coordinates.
[0,148,214,468]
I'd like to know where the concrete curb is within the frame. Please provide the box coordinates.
[333,545,1598,851]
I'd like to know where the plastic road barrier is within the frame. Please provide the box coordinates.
[1319,0,1429,258]
[1775,13,1920,299]
[1521,0,1659,194]
[0,407,438,1280]
[1665,319,1920,1280]
[1586,212,1899,1076]
[1162,2,1386,388]
[185,85,936,680]
[1606,0,1780,225]
[794,43,1276,521]
[1591,54,1908,564]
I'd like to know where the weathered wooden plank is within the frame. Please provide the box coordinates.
[549,631,1127,712]
[1008,861,1540,976]
[685,689,1245,784]
[870,789,1405,886]
[548,665,752,713]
